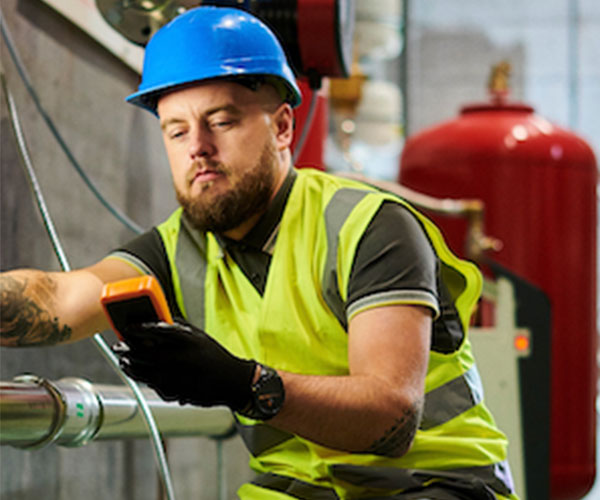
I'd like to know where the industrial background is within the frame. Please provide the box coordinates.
[1,1,598,499]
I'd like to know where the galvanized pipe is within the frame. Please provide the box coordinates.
[0,375,235,449]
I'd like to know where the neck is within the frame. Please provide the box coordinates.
[222,212,263,240]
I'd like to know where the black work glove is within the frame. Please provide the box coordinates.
[111,321,257,411]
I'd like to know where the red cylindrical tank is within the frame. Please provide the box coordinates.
[399,93,598,499]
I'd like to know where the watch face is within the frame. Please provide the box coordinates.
[253,367,285,419]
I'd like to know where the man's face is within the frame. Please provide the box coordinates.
[157,81,291,236]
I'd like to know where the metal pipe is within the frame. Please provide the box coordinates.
[0,375,235,449]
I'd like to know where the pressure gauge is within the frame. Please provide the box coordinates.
[95,0,196,46]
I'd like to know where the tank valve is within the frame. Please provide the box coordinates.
[487,60,511,103]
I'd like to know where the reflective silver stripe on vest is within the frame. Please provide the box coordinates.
[322,188,371,330]
[176,216,208,328]
[330,459,514,496]
[420,365,484,430]
[235,420,294,457]
[252,472,341,499]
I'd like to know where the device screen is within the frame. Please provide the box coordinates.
[104,295,161,337]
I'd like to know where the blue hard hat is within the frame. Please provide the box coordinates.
[126,6,302,114]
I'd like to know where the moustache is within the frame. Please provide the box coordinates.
[186,161,229,185]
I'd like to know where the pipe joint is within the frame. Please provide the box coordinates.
[3,374,102,449]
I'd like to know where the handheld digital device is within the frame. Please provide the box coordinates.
[100,275,172,340]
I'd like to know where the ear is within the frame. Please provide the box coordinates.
[272,104,295,151]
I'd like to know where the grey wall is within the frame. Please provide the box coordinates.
[0,1,253,498]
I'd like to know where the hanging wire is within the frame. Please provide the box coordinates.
[0,14,144,235]
[2,73,177,500]
[217,439,226,500]
[292,83,320,164]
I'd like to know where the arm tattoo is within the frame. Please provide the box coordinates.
[1,275,72,346]
[364,399,423,458]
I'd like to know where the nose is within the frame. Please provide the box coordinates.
[188,125,215,159]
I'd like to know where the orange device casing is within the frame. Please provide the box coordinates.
[100,275,173,340]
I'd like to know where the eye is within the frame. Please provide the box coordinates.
[167,128,187,140]
[208,114,237,130]
[210,121,231,131]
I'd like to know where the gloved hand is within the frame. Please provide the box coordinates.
[111,320,257,411]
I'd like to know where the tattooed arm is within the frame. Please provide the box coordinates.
[1,260,142,347]
[269,305,430,458]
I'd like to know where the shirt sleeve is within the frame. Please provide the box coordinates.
[104,228,183,319]
[346,201,440,321]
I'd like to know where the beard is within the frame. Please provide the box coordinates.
[175,139,278,234]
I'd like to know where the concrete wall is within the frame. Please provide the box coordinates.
[0,1,253,498]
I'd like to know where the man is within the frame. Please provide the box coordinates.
[0,7,517,499]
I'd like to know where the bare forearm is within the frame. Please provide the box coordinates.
[0,270,73,346]
[0,265,117,347]
[270,371,422,458]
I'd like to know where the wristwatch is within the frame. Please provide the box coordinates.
[241,364,285,420]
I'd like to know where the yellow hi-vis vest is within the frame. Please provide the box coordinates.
[156,168,517,500]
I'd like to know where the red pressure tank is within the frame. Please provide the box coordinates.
[399,82,598,499]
